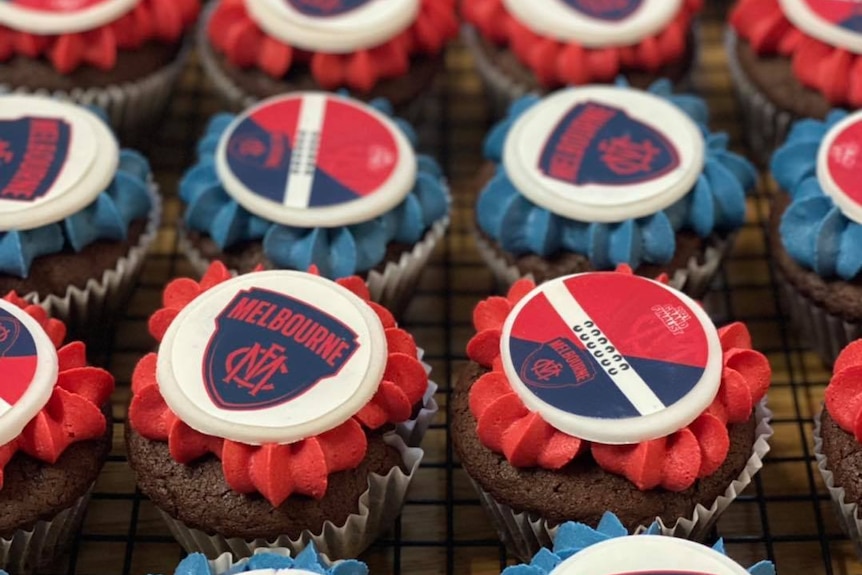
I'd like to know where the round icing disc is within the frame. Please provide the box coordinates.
[0,0,137,34]
[779,0,862,55]
[818,109,862,225]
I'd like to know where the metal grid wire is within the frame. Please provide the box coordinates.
[37,3,854,574]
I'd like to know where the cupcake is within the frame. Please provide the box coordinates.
[815,340,862,552]
[0,94,159,331]
[462,0,703,115]
[769,109,862,364]
[162,544,367,575]
[126,262,430,559]
[198,0,457,120]
[452,267,773,560]
[0,292,114,573]
[474,80,757,298]
[727,0,862,162]
[0,0,199,140]
[503,512,775,575]
[179,91,450,316]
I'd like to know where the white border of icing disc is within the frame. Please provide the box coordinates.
[779,0,862,55]
[818,109,862,225]
[0,0,137,35]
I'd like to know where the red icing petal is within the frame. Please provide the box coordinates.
[149,308,179,342]
[719,366,754,423]
[473,296,512,332]
[56,367,114,407]
[718,322,753,350]
[615,264,634,275]
[259,36,293,78]
[49,33,84,74]
[250,443,297,506]
[288,438,329,499]
[507,279,535,304]
[475,393,529,453]
[128,384,172,440]
[1,291,28,309]
[307,264,320,276]
[200,261,232,290]
[466,329,502,367]
[83,27,117,70]
[368,380,413,426]
[469,370,513,420]
[383,352,428,405]
[368,301,396,329]
[825,364,862,433]
[57,341,87,371]
[163,277,203,310]
[502,411,553,467]
[354,401,388,429]
[131,353,158,394]
[593,439,666,490]
[835,340,862,375]
[311,53,346,89]
[724,348,771,403]
[385,327,418,357]
[168,420,221,463]
[689,413,730,478]
[336,276,371,301]
[221,440,255,493]
[661,428,701,491]
[21,388,106,464]
[536,431,584,469]
[317,418,367,472]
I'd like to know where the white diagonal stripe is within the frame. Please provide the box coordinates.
[543,281,665,415]
[0,397,12,418]
[283,94,326,209]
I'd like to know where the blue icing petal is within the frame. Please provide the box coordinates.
[812,207,847,277]
[118,149,151,181]
[109,171,152,226]
[245,554,296,570]
[786,117,830,143]
[392,194,426,244]
[394,118,418,147]
[173,554,212,575]
[502,566,546,575]
[248,214,273,238]
[704,157,747,230]
[748,561,777,575]
[484,118,516,162]
[639,212,676,264]
[688,174,716,237]
[477,171,519,236]
[771,139,819,191]
[713,148,758,194]
[293,544,328,574]
[211,202,252,249]
[587,223,612,269]
[508,94,542,119]
[595,511,628,538]
[826,108,850,126]
[795,176,826,201]
[707,132,729,151]
[417,154,444,179]
[524,208,562,256]
[560,220,590,253]
[330,561,369,575]
[530,548,561,572]
[349,220,388,272]
[608,220,642,268]
[180,160,222,204]
[712,539,726,554]
[185,185,233,233]
[781,195,836,270]
[669,94,709,124]
[837,222,862,280]
[413,171,449,226]
[0,227,63,277]
[65,195,125,252]
[368,97,394,116]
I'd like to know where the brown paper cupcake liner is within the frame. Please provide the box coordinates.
[724,28,795,165]
[473,229,731,300]
[23,183,162,332]
[158,433,423,561]
[0,488,92,575]
[469,401,773,562]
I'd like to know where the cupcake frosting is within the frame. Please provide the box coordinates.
[0,0,199,74]
[731,0,862,107]
[772,109,862,280]
[824,340,862,440]
[477,80,757,270]
[466,267,771,491]
[181,92,449,279]
[169,544,366,575]
[0,96,154,278]
[208,0,457,92]
[0,291,114,485]
[128,261,428,507]
[463,0,702,88]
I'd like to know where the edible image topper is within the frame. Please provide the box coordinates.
[551,536,751,575]
[500,272,721,445]
[0,299,58,447]
[157,271,388,445]
[216,93,416,229]
[818,110,862,225]
[780,0,862,54]
[246,0,419,53]
[0,0,137,34]
[0,96,119,232]
[502,0,681,47]
[503,86,704,224]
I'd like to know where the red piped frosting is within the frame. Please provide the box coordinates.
[731,0,862,107]
[128,262,428,507]
[208,0,457,92]
[824,340,862,440]
[465,266,771,492]
[0,0,200,74]
[0,292,114,488]
[463,0,702,88]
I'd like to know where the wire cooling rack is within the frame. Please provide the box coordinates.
[44,2,854,574]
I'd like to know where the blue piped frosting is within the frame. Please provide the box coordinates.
[0,141,152,279]
[477,79,758,270]
[165,543,367,575]
[772,110,862,281]
[180,98,449,279]
[501,512,775,575]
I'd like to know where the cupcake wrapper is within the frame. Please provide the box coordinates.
[159,433,424,561]
[23,183,162,333]
[179,216,449,319]
[775,269,862,366]
[0,488,92,575]
[0,43,189,142]
[813,411,862,556]
[469,401,773,562]
[724,28,794,165]
[395,347,439,448]
[473,229,731,299]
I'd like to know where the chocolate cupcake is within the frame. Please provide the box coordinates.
[0,94,159,332]
[502,512,775,575]
[0,292,114,573]
[769,109,862,364]
[474,80,757,298]
[198,0,457,121]
[126,262,431,559]
[462,0,703,115]
[727,0,862,162]
[161,544,367,575]
[179,91,450,316]
[452,268,773,559]
[0,0,199,140]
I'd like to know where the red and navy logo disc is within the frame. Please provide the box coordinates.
[0,116,70,204]
[560,0,644,21]
[539,100,680,187]
[217,93,416,228]
[0,308,38,410]
[203,286,360,411]
[501,273,721,444]
[818,110,862,225]
[285,0,372,16]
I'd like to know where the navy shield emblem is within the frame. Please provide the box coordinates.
[539,101,680,187]
[0,116,71,203]
[203,287,360,410]
[518,337,597,389]
[561,0,644,21]
[286,0,371,17]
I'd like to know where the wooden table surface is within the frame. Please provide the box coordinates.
[48,3,854,574]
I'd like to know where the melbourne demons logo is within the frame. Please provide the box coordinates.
[203,287,360,410]
[286,0,371,17]
[0,116,70,203]
[539,101,680,187]
[0,308,38,408]
[560,0,644,21]
[518,337,597,389]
